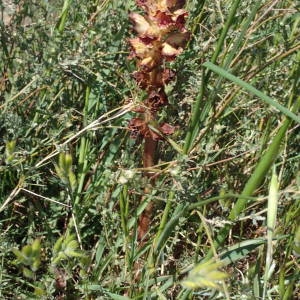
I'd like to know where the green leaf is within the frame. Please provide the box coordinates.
[12,248,25,262]
[5,140,16,163]
[104,291,131,300]
[31,259,41,272]
[65,240,79,255]
[64,233,76,244]
[68,171,77,191]
[86,284,103,291]
[51,252,68,265]
[22,244,33,257]
[34,286,46,296]
[64,153,73,171]
[293,226,300,256]
[95,238,105,266]
[165,136,183,154]
[220,238,266,265]
[53,236,64,254]
[153,203,188,255]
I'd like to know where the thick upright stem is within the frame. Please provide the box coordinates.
[138,137,157,241]
[143,137,157,175]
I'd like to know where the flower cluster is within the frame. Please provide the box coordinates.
[128,0,190,140]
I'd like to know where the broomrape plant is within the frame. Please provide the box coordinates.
[128,0,190,240]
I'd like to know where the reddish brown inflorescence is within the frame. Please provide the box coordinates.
[128,0,190,140]
[128,0,189,242]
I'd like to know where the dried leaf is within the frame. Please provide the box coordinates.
[129,37,152,58]
[165,31,190,48]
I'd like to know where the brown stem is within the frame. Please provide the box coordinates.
[143,137,157,175]
[138,137,157,241]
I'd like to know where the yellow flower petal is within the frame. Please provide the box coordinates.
[140,56,157,69]
[129,38,151,57]
[161,42,182,57]
[129,12,150,35]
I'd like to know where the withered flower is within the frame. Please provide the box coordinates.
[129,117,175,140]
[145,90,168,111]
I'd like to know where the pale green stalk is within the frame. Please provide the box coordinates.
[74,86,91,207]
[262,169,279,300]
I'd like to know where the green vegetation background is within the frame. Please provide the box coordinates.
[0,0,299,299]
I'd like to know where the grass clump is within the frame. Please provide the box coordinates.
[0,0,299,299]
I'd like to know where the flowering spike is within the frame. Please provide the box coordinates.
[128,0,189,138]
[128,0,189,242]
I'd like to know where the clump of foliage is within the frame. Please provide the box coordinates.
[0,0,299,299]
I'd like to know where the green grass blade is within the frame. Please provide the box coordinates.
[56,0,72,33]
[184,0,243,154]
[210,0,242,65]
[207,1,262,108]
[104,291,131,300]
[228,118,292,221]
[220,238,266,266]
[221,2,262,70]
[153,190,174,250]
[153,203,188,256]
[202,62,300,124]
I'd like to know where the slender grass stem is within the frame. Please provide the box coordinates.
[203,62,300,124]
[74,86,91,207]
[153,190,174,250]
[210,0,242,65]
[56,0,72,33]
[184,0,242,153]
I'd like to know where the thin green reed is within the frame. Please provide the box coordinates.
[152,190,174,253]
[184,0,242,154]
[74,86,91,209]
[203,112,297,255]
[56,0,72,33]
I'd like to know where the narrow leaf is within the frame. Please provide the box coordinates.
[203,62,300,124]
